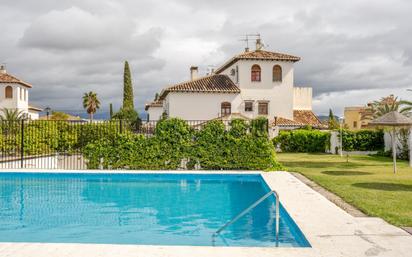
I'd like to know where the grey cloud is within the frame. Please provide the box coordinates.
[1,0,412,116]
[19,7,135,51]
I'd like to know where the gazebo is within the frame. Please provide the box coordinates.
[369,111,412,173]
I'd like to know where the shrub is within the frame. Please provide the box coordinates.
[76,122,120,148]
[273,129,330,153]
[250,117,268,138]
[23,122,59,155]
[192,119,280,170]
[154,118,194,169]
[83,118,281,171]
[340,129,384,151]
[191,120,229,169]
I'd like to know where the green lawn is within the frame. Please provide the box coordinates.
[277,153,412,227]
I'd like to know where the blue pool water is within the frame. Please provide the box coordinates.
[0,173,310,247]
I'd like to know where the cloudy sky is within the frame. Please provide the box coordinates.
[1,0,411,117]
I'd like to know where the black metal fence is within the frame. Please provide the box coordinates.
[0,119,240,170]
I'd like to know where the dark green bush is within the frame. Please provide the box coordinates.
[273,129,330,153]
[0,118,280,171]
[83,118,281,171]
[340,129,384,151]
[250,117,268,138]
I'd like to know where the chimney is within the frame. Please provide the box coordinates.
[245,47,249,52]
[256,38,263,51]
[190,66,198,81]
[0,64,6,74]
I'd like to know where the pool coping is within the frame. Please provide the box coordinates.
[0,169,411,257]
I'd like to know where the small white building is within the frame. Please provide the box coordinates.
[144,100,163,121]
[0,65,41,119]
[145,40,323,129]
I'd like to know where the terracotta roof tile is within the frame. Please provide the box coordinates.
[236,50,301,61]
[215,50,300,74]
[0,72,32,88]
[28,105,42,111]
[272,117,304,127]
[271,110,325,128]
[293,110,323,127]
[159,74,240,99]
[144,100,163,111]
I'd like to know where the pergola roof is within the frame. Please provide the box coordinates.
[369,111,412,127]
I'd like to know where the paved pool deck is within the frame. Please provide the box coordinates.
[0,170,411,257]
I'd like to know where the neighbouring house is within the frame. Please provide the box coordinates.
[144,100,163,121]
[145,39,323,131]
[0,65,41,119]
[344,95,396,130]
[344,107,371,130]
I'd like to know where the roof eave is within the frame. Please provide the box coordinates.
[215,56,301,74]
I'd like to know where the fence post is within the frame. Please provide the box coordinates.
[20,119,24,168]
[119,119,123,134]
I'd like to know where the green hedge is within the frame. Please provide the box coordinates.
[0,118,281,170]
[273,129,330,153]
[273,128,384,153]
[83,118,281,171]
[0,120,121,156]
[340,129,384,151]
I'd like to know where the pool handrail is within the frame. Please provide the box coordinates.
[212,190,279,245]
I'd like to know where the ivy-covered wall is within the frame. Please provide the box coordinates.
[273,128,385,153]
[83,118,281,171]
[273,129,331,153]
[340,129,384,151]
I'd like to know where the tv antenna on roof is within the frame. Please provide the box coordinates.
[239,33,261,52]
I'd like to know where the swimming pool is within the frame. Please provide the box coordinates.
[0,172,310,247]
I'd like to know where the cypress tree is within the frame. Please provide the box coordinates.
[328,109,334,121]
[109,103,113,119]
[123,61,134,110]
[328,109,339,129]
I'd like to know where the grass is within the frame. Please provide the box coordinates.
[277,153,412,227]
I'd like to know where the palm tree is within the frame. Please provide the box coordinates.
[82,92,101,121]
[0,108,25,135]
[363,96,412,120]
[365,95,412,167]
[0,108,25,121]
[399,99,412,113]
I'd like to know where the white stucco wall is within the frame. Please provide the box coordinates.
[28,110,40,120]
[0,83,30,116]
[147,106,163,121]
[293,87,312,110]
[218,59,295,120]
[166,92,241,120]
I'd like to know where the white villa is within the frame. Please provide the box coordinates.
[0,65,41,119]
[145,40,322,130]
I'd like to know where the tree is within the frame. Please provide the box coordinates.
[328,109,339,129]
[113,61,140,125]
[109,103,113,119]
[49,111,70,120]
[364,95,412,162]
[82,91,101,121]
[366,96,411,119]
[0,108,25,121]
[112,107,139,121]
[123,61,134,110]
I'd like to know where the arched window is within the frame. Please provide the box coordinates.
[5,86,13,99]
[251,64,261,82]
[273,65,282,82]
[221,102,231,116]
